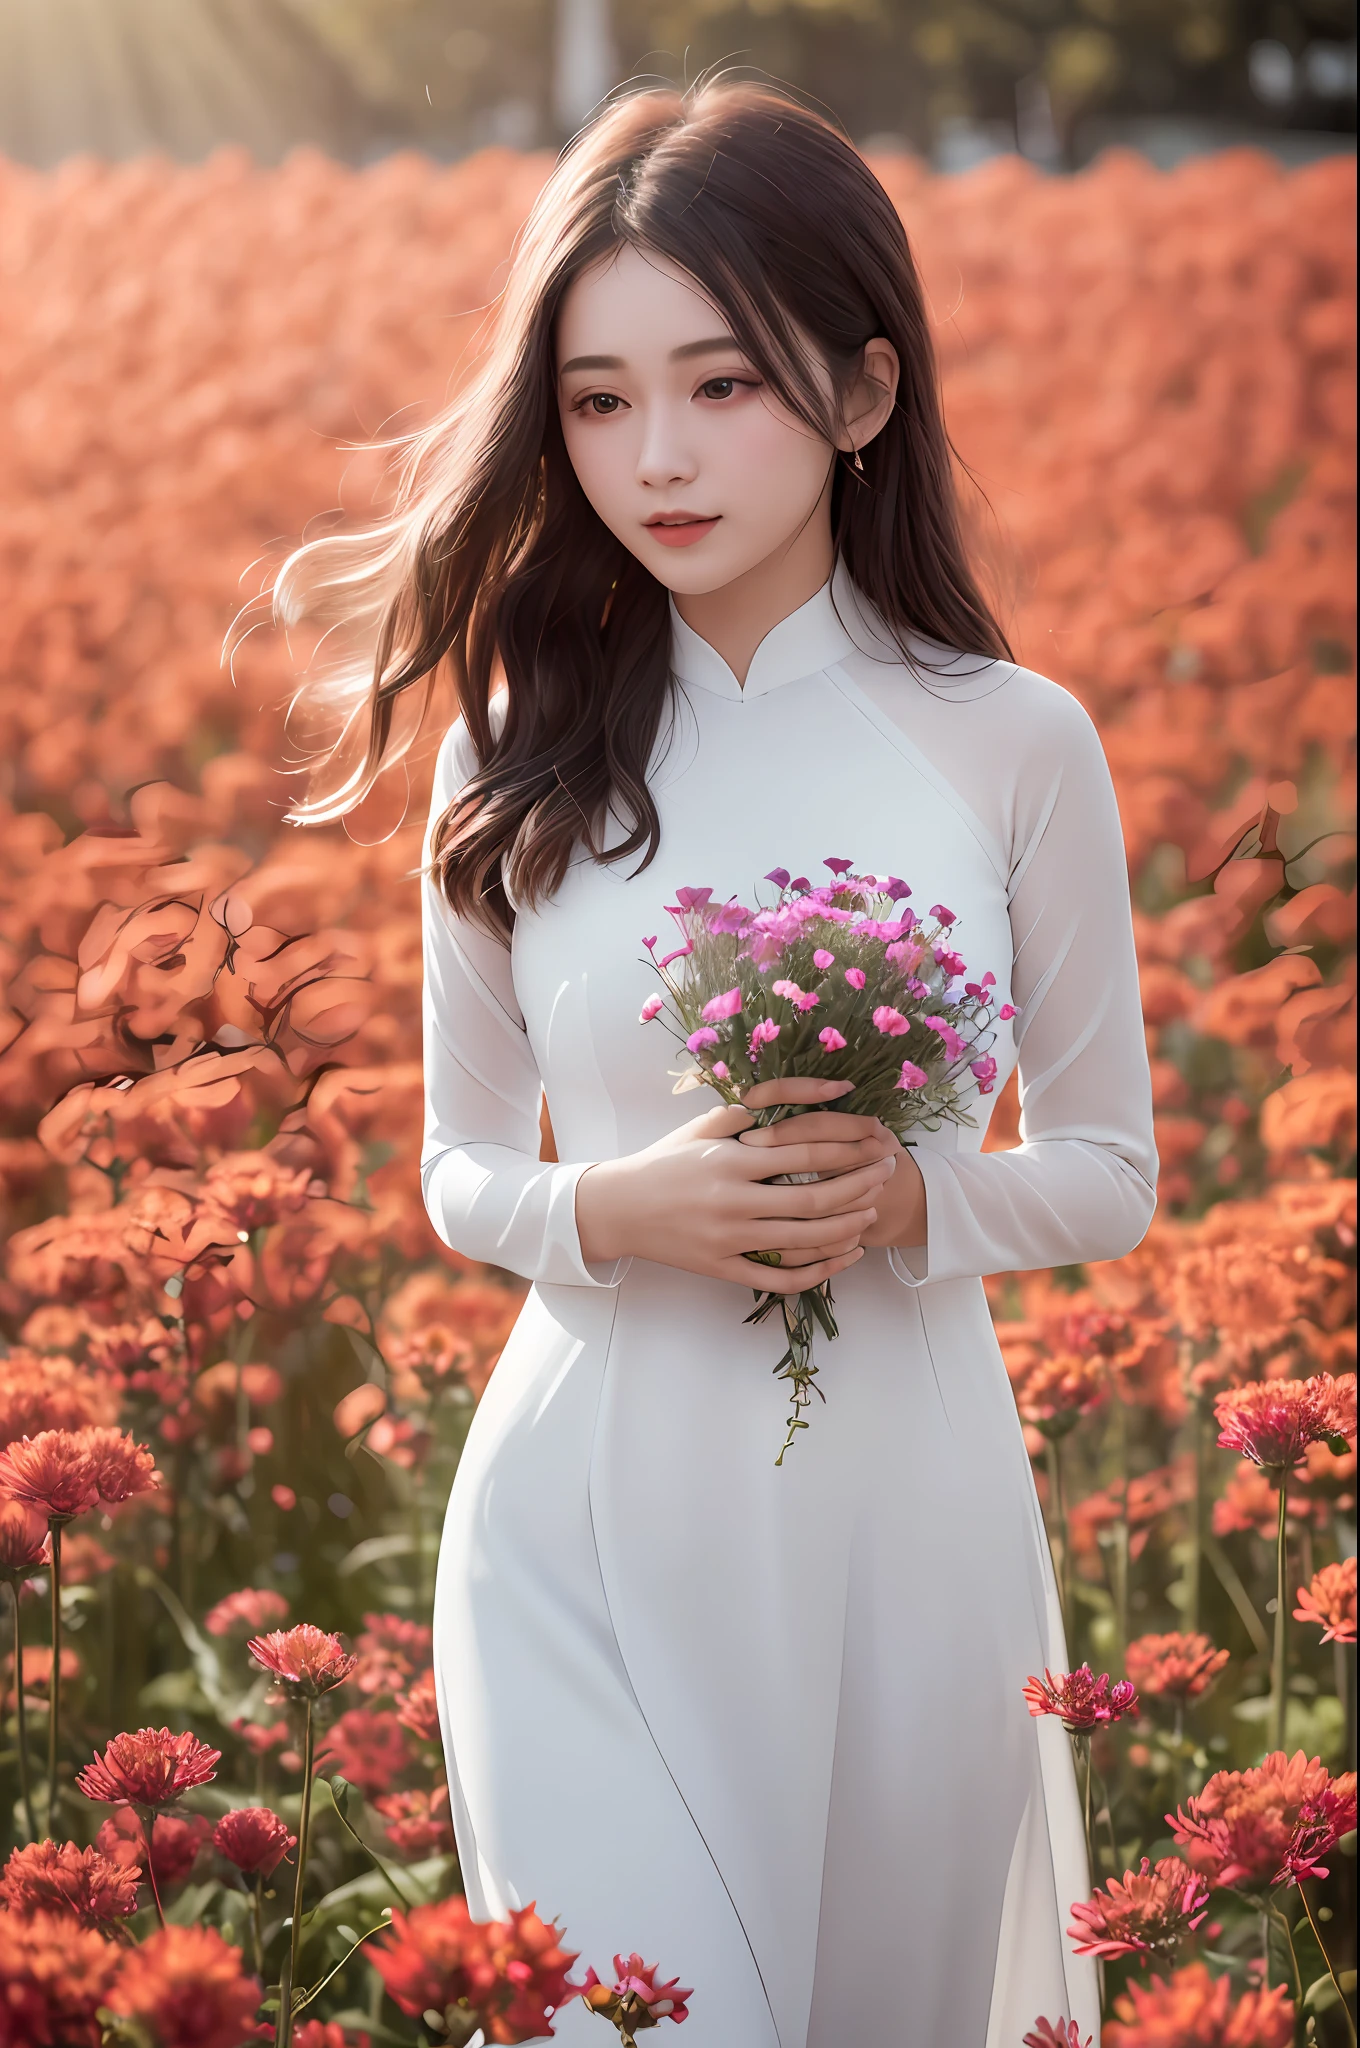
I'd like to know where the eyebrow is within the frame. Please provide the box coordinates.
[558,335,743,375]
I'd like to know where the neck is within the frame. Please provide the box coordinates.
[671,484,835,686]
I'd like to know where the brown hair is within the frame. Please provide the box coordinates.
[274,82,1013,936]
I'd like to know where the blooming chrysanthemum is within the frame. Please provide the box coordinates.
[247,1622,359,1698]
[0,1908,123,2048]
[96,1809,212,1892]
[1272,1780,1359,1885]
[75,1426,159,1505]
[203,1587,289,1639]
[0,1430,99,1523]
[396,1665,441,1743]
[1105,1960,1293,2048]
[213,1806,296,1877]
[1125,1633,1229,1701]
[76,1726,221,1809]
[1009,1351,1109,1437]
[110,1924,266,2048]
[1023,1665,1139,1731]
[0,1497,50,1578]
[1168,1750,1358,1890]
[316,1706,409,1795]
[0,1839,140,1928]
[370,1896,580,2045]
[1213,1371,1355,1475]
[581,1952,693,2034]
[1293,1555,1356,1644]
[1023,2023,1092,2048]
[374,1785,456,1858]
[1067,1857,1209,1960]
[353,1611,433,1695]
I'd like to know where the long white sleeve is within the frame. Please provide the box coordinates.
[882,675,1158,1287]
[419,718,628,1288]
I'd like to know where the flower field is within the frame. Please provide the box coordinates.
[0,138,1354,2044]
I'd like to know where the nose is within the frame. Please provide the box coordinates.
[635,401,698,491]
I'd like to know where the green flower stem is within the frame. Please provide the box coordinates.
[8,1581,37,1842]
[252,1874,265,1982]
[1299,1882,1358,2045]
[140,1805,168,1929]
[1271,1476,1289,1754]
[321,1775,416,1910]
[288,1917,391,2017]
[284,1696,316,2037]
[46,1521,62,1827]
[1112,1400,1130,1672]
[1187,1386,1205,1635]
[1076,1732,1095,1878]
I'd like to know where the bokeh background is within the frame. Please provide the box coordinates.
[0,5,1355,2045]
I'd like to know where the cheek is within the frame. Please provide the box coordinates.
[709,403,829,515]
[560,411,633,516]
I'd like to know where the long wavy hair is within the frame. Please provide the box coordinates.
[273,81,1013,937]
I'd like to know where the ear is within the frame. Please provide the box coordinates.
[838,337,900,456]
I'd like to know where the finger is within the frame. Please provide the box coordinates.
[741,1077,855,1111]
[757,1232,868,1268]
[745,1159,895,1214]
[741,1208,878,1252]
[739,1137,896,1178]
[721,1246,865,1292]
[739,1111,885,1146]
[686,1102,754,1141]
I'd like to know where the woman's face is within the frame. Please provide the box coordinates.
[556,244,840,598]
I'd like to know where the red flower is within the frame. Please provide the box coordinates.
[110,1924,267,2048]
[371,1896,580,2045]
[396,1666,441,1743]
[0,1431,99,1523]
[0,1839,140,1928]
[75,1426,159,1505]
[1067,1857,1209,1960]
[96,1809,212,1894]
[1125,1633,1229,1701]
[1024,2023,1092,2048]
[1168,1751,1358,1891]
[294,2026,371,2048]
[1273,1782,1359,1885]
[204,1587,289,1638]
[1022,1665,1139,1732]
[0,1909,123,2048]
[1214,1372,1355,1476]
[77,1726,221,1808]
[581,1953,693,2032]
[316,1706,410,1795]
[1105,1960,1294,2048]
[213,1806,296,1877]
[373,1784,456,1858]
[0,1498,51,1578]
[1293,1556,1356,1644]
[354,1611,433,1696]
[247,1623,359,1698]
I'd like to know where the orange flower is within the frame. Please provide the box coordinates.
[0,1840,140,1928]
[396,1666,442,1744]
[370,1897,580,2046]
[0,1498,51,1579]
[0,1430,99,1524]
[1008,1349,1108,1437]
[1125,1633,1229,1701]
[77,1726,221,1808]
[373,1784,456,1858]
[203,1587,289,1638]
[580,1953,692,2031]
[213,1806,296,1877]
[1168,1750,1358,1890]
[110,1924,266,2048]
[1293,1555,1356,1644]
[0,1349,119,1449]
[247,1622,359,1699]
[1214,1372,1355,1476]
[75,1425,159,1505]
[200,1150,314,1231]
[315,1706,410,1796]
[354,1611,433,1696]
[1105,1961,1293,2048]
[1067,1856,1209,1960]
[2,1645,81,1700]
[0,1909,123,2048]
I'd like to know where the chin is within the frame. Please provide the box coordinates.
[640,547,756,595]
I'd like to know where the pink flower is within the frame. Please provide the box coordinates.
[844,968,866,991]
[998,1003,1017,1021]
[708,901,751,933]
[765,867,790,887]
[639,995,664,1023]
[686,1029,719,1054]
[1068,1858,1209,1960]
[935,948,967,977]
[1214,1373,1355,1475]
[711,1062,730,1080]
[749,1019,781,1056]
[701,988,744,1022]
[896,1061,929,1091]
[872,1005,909,1036]
[923,1016,966,1061]
[818,1028,847,1053]
[970,1056,998,1094]
[823,857,853,875]
[930,903,957,924]
[669,887,712,912]
[1023,1665,1139,1731]
[582,1952,693,2030]
[657,943,693,971]
[1024,2024,1092,2048]
[813,949,835,971]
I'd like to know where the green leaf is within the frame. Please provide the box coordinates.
[1304,1973,1339,2014]
[166,1879,222,1927]
[337,1533,415,1578]
[133,1567,234,1718]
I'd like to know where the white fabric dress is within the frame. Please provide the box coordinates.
[421,562,1157,2047]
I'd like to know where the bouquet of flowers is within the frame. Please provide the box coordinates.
[640,858,1011,1462]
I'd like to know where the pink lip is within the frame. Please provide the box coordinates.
[645,515,720,548]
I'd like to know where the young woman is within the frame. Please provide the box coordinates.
[278,82,1155,2046]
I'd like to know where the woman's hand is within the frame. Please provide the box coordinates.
[738,1085,928,1253]
[575,1078,899,1291]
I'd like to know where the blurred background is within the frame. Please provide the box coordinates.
[0,0,1354,172]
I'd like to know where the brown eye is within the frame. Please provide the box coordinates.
[587,393,622,414]
[700,377,737,400]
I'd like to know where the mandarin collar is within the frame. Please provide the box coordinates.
[668,560,868,701]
